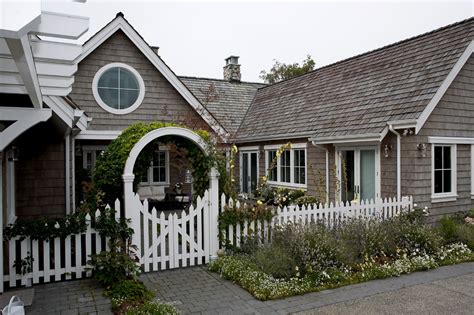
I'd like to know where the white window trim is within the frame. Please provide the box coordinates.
[140,148,170,186]
[92,62,145,115]
[471,145,474,200]
[264,145,307,189]
[431,144,457,203]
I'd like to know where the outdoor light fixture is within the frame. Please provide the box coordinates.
[7,146,19,161]
[417,143,428,158]
[185,169,192,184]
[384,144,392,158]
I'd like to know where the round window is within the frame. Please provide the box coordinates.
[92,63,145,115]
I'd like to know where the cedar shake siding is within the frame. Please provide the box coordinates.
[14,122,66,218]
[68,30,209,132]
[401,55,474,220]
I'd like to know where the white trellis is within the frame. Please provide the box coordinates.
[122,127,220,266]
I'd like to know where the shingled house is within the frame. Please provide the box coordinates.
[235,18,474,220]
[1,14,472,226]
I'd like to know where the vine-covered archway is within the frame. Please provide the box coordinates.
[121,125,220,262]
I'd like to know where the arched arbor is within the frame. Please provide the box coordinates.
[122,127,220,263]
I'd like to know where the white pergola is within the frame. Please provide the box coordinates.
[0,1,90,293]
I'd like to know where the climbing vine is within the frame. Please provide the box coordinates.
[93,122,232,206]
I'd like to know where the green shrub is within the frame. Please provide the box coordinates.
[253,245,297,279]
[386,215,442,256]
[87,239,140,287]
[438,216,474,250]
[337,219,391,266]
[123,301,180,315]
[109,280,154,309]
[272,223,343,274]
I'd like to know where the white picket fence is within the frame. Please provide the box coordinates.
[3,206,120,290]
[136,190,210,271]
[221,196,413,247]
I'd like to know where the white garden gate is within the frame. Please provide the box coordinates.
[134,191,211,271]
[122,127,220,272]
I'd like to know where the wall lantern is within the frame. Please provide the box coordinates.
[417,143,428,158]
[185,169,192,184]
[7,146,19,161]
[384,144,392,158]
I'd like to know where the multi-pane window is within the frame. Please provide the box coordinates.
[152,151,167,183]
[267,150,277,181]
[141,151,168,185]
[433,145,453,194]
[294,149,306,184]
[97,67,140,110]
[265,145,306,187]
[280,150,291,183]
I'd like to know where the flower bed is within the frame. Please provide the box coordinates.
[210,210,474,301]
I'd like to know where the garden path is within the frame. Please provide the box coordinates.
[23,261,474,314]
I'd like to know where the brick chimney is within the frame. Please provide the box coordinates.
[223,56,241,82]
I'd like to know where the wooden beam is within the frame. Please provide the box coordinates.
[5,36,42,108]
[31,11,89,40]
[30,39,82,62]
[0,107,52,151]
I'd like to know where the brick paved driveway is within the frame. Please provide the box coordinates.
[24,262,474,314]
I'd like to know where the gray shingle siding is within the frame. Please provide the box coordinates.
[69,30,210,132]
[401,54,474,220]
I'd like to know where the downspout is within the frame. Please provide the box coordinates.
[388,125,401,200]
[311,142,330,203]
[0,152,4,293]
[65,132,71,214]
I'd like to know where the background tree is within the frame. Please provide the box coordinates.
[259,55,316,84]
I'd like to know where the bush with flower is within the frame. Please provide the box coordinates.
[210,210,474,301]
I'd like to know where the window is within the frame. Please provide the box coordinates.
[82,146,107,178]
[141,150,169,185]
[294,149,306,184]
[267,150,277,181]
[265,144,307,188]
[432,144,457,202]
[92,63,145,115]
[280,150,291,183]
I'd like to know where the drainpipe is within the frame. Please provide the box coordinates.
[0,152,4,293]
[311,142,330,203]
[65,132,71,214]
[388,125,401,200]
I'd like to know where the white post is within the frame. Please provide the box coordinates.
[0,153,4,293]
[65,133,71,214]
[208,166,220,261]
[123,174,141,259]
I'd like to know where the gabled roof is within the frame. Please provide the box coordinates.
[75,12,229,141]
[236,18,474,143]
[179,76,265,136]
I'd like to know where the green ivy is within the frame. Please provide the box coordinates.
[4,211,88,241]
[93,122,231,206]
[218,202,275,245]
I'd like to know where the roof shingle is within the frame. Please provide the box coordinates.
[236,18,474,142]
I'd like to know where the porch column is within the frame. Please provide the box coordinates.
[208,166,220,261]
[123,174,141,259]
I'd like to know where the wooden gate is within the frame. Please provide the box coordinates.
[134,191,211,271]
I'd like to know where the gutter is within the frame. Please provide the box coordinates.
[311,142,330,203]
[388,124,401,200]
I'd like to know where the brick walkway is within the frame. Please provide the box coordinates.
[24,261,474,314]
[25,279,111,315]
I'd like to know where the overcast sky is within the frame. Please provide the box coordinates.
[40,0,474,82]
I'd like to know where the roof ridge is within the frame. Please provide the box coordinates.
[257,17,474,90]
[179,75,266,86]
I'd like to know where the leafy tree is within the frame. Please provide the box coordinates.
[259,55,316,84]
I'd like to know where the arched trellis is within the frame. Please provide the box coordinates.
[122,126,220,262]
